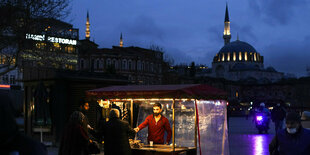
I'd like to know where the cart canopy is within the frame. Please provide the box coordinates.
[86,84,227,99]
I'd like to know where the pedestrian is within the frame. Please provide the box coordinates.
[103,109,136,155]
[269,112,310,155]
[245,108,250,120]
[59,111,90,155]
[134,103,172,144]
[78,98,94,132]
[271,103,286,132]
[112,102,122,119]
[0,93,47,155]
[255,103,271,130]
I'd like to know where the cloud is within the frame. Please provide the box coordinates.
[248,0,308,25]
[262,38,310,77]
[120,15,165,41]
[232,24,257,42]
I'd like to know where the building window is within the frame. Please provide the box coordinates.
[235,91,239,98]
[80,59,84,69]
[244,52,248,61]
[107,59,111,66]
[36,43,46,49]
[3,75,8,84]
[227,53,230,61]
[112,59,118,69]
[9,75,16,84]
[233,52,236,61]
[96,59,99,69]
[100,59,104,69]
[222,53,225,61]
[128,60,132,70]
[65,45,75,53]
[254,53,257,61]
[151,63,154,72]
[137,60,141,70]
[239,52,242,61]
[142,62,145,71]
[0,54,6,64]
[65,64,73,70]
[122,59,127,70]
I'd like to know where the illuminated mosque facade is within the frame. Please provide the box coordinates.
[208,5,284,83]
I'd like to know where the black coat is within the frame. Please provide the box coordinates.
[103,118,135,155]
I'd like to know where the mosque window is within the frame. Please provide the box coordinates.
[250,52,253,61]
[222,53,225,61]
[239,52,242,61]
[257,53,260,61]
[233,52,236,61]
[254,53,257,61]
[244,52,248,61]
[227,53,230,61]
[218,55,220,62]
[235,91,239,98]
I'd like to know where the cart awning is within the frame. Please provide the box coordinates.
[86,84,227,99]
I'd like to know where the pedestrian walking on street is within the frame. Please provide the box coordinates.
[59,111,91,155]
[269,112,310,155]
[271,103,286,132]
[103,109,136,155]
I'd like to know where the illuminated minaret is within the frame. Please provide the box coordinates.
[85,11,90,40]
[223,3,231,45]
[119,33,123,47]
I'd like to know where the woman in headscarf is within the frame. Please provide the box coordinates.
[59,111,90,155]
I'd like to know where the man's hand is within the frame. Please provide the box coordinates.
[87,124,94,130]
[134,127,139,132]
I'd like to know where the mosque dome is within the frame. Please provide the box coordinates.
[213,40,263,63]
[219,40,257,54]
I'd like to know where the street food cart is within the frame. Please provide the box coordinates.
[87,84,229,155]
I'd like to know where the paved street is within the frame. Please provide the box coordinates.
[48,116,277,155]
[228,116,276,155]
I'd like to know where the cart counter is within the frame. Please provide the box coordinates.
[132,144,196,155]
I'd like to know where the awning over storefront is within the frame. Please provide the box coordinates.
[86,84,227,99]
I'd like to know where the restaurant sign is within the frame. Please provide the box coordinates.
[25,33,77,45]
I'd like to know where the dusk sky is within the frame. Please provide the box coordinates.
[67,0,310,77]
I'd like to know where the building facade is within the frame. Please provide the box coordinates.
[79,43,164,85]
[78,12,164,85]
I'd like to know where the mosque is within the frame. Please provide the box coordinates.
[207,5,284,83]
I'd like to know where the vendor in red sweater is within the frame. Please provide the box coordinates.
[134,103,172,144]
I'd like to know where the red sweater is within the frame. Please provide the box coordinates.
[138,114,172,144]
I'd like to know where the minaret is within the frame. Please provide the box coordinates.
[85,11,90,40]
[223,3,231,45]
[119,33,123,47]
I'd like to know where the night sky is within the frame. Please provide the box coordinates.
[67,0,310,77]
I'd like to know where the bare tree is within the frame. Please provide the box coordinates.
[0,0,71,76]
[149,43,174,66]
